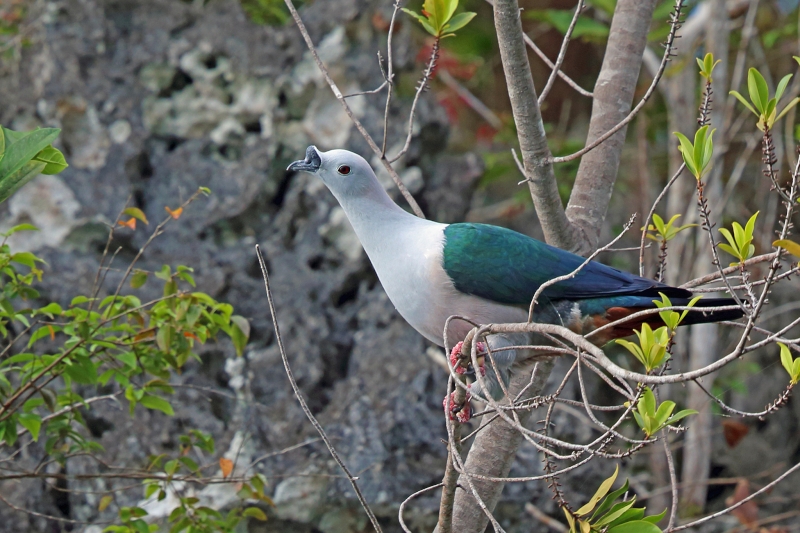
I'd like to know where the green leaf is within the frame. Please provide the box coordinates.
[99,494,114,511]
[131,271,148,289]
[776,97,800,123]
[0,127,60,183]
[608,520,662,533]
[18,413,42,441]
[595,499,637,527]
[591,479,630,521]
[140,394,174,416]
[642,508,667,524]
[242,507,267,521]
[673,132,698,177]
[776,74,793,103]
[230,315,250,357]
[2,223,38,237]
[730,90,758,116]
[0,127,4,162]
[665,408,698,426]
[11,252,41,268]
[774,239,800,258]
[575,465,618,516]
[778,342,797,384]
[443,11,476,33]
[32,145,68,175]
[0,160,46,205]
[123,207,149,225]
[748,68,769,114]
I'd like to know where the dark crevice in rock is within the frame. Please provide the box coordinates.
[158,69,193,99]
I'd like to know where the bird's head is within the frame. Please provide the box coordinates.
[287,146,378,199]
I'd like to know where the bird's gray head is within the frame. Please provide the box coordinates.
[287,146,379,199]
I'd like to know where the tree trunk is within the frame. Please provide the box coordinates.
[565,0,659,253]
[444,358,554,533]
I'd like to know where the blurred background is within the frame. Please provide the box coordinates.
[1,0,800,531]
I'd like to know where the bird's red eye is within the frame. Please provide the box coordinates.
[337,165,351,175]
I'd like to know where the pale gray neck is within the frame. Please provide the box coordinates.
[330,177,430,252]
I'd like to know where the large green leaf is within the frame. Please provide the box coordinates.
[0,127,60,182]
[0,161,46,205]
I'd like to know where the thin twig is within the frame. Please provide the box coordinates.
[255,245,383,533]
[538,0,585,105]
[551,0,685,164]
[282,0,424,218]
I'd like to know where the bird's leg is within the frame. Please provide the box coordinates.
[449,341,487,376]
[443,340,487,423]
[443,389,472,423]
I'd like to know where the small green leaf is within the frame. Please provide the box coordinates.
[776,74,793,104]
[140,395,174,416]
[123,207,149,225]
[99,494,114,511]
[665,408,698,426]
[242,507,267,521]
[442,11,476,33]
[748,68,769,114]
[18,413,42,441]
[730,90,759,116]
[776,97,800,123]
[778,342,798,384]
[32,145,68,175]
[131,271,148,289]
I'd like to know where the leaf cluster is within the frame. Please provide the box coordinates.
[633,387,696,438]
[653,292,702,332]
[644,214,696,243]
[674,125,715,180]
[718,212,758,266]
[615,323,669,373]
[0,126,68,205]
[730,60,800,131]
[696,52,721,82]
[402,0,476,38]
[564,465,666,533]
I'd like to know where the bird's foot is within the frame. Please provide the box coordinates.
[443,390,472,423]
[449,341,487,376]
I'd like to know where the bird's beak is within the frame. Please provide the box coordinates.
[287,146,322,173]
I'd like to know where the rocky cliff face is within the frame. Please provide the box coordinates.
[0,0,490,530]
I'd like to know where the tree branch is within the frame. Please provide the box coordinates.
[563,0,664,253]
[492,0,583,251]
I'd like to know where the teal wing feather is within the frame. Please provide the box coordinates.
[441,223,691,306]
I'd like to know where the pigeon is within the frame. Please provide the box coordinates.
[288,146,743,420]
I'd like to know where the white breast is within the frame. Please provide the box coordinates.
[362,220,527,346]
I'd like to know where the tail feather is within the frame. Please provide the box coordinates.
[676,297,745,325]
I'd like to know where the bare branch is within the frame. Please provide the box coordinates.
[255,245,383,533]
[282,0,425,218]
[537,0,585,105]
